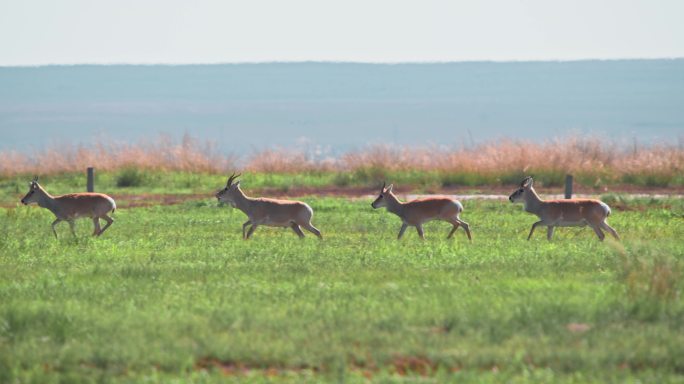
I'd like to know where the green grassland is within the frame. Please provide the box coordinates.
[1,197,683,383]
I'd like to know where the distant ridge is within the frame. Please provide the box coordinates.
[1,60,682,153]
[3,57,684,68]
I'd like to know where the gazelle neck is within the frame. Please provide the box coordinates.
[523,187,544,214]
[36,187,58,212]
[232,187,254,214]
[385,192,404,216]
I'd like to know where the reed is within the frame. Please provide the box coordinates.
[2,135,683,187]
[0,134,234,176]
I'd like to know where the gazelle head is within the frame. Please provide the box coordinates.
[21,178,41,205]
[509,176,534,203]
[371,182,394,209]
[216,172,242,206]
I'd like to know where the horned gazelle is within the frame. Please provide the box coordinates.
[216,173,322,240]
[509,176,619,241]
[20,179,116,238]
[371,182,472,241]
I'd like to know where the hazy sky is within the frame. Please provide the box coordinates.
[1,0,683,65]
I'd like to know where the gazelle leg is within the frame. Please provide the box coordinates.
[51,219,62,238]
[455,218,472,241]
[601,221,620,240]
[97,215,114,236]
[242,220,252,239]
[290,223,305,239]
[416,224,425,240]
[547,226,555,241]
[397,223,408,240]
[447,223,459,239]
[590,224,605,241]
[68,220,77,237]
[246,224,258,239]
[527,221,543,240]
[302,223,323,239]
[92,217,102,236]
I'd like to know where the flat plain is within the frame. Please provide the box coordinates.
[1,190,683,383]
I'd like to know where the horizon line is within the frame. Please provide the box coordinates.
[2,57,684,68]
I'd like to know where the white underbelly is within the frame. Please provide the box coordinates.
[549,220,587,227]
[261,221,293,227]
[68,212,92,219]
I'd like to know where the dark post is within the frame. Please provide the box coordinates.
[564,174,573,199]
[87,167,94,192]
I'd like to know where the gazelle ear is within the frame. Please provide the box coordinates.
[385,184,394,192]
[234,180,240,187]
[523,177,534,188]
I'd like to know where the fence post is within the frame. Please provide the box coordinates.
[87,167,94,192]
[564,174,573,199]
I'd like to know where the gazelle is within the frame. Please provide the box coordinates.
[20,179,116,238]
[509,176,619,241]
[215,173,322,240]
[371,182,472,241]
